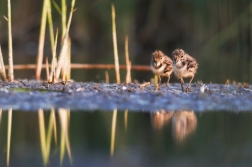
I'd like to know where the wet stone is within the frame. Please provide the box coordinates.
[0,80,252,112]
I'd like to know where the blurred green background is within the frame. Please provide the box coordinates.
[0,0,252,83]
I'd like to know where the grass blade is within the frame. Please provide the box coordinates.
[61,0,67,39]
[47,0,55,55]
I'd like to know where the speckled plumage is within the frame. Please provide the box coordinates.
[150,50,173,86]
[172,49,198,92]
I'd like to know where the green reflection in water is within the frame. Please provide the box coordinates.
[7,108,12,167]
[38,108,58,166]
[151,110,197,143]
[110,109,117,156]
[38,108,72,166]
[58,108,72,165]
[0,110,252,166]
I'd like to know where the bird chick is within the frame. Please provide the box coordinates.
[172,49,198,92]
[150,50,173,86]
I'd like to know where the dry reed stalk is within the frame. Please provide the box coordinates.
[7,0,14,81]
[59,0,68,82]
[36,0,48,80]
[5,64,151,71]
[0,46,7,81]
[62,37,71,81]
[125,36,131,83]
[55,34,68,81]
[55,0,75,81]
[140,82,150,87]
[110,108,117,156]
[105,71,109,83]
[111,4,120,84]
[46,57,49,80]
[225,79,230,84]
[49,29,59,82]
[66,37,71,80]
[140,82,150,91]
[61,57,67,81]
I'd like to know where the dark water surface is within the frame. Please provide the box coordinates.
[0,110,252,167]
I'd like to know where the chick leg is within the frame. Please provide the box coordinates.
[180,78,184,92]
[166,76,170,86]
[185,76,194,92]
[158,75,161,85]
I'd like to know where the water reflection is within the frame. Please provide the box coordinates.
[151,110,174,130]
[1,108,72,167]
[58,109,72,165]
[172,111,197,142]
[7,108,12,167]
[110,109,117,156]
[1,109,252,166]
[151,110,197,142]
[38,108,72,166]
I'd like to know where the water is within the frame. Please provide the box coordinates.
[0,110,252,167]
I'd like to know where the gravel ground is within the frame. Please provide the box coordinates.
[0,80,252,112]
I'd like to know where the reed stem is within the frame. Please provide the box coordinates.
[125,36,131,83]
[0,46,7,81]
[55,0,75,81]
[61,0,67,39]
[47,0,55,55]
[105,71,109,83]
[46,57,49,80]
[111,4,120,84]
[36,0,48,80]
[49,29,59,82]
[7,0,14,81]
